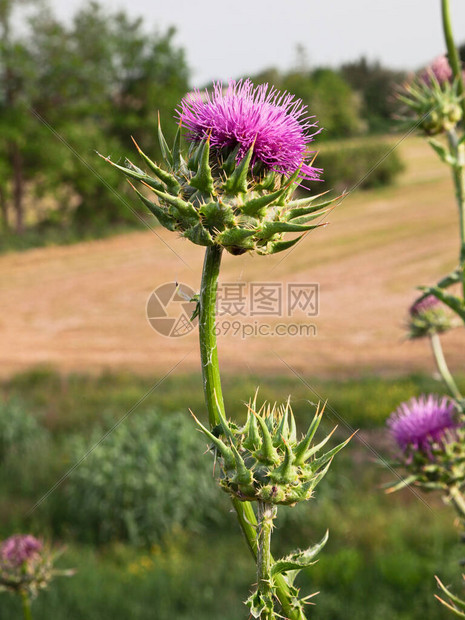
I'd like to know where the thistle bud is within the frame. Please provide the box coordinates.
[101,80,336,256]
[407,294,453,339]
[193,395,351,506]
[399,68,463,136]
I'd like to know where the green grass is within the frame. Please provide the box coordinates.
[4,367,462,433]
[0,369,463,618]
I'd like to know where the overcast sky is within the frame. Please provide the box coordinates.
[48,0,465,86]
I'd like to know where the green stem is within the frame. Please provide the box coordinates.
[198,245,305,620]
[199,244,225,428]
[429,332,463,401]
[441,0,465,122]
[20,591,32,620]
[257,501,277,620]
[446,129,465,296]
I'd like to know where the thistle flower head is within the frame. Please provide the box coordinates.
[387,395,457,454]
[177,79,321,181]
[0,535,73,598]
[407,294,452,339]
[100,80,335,256]
[0,535,42,568]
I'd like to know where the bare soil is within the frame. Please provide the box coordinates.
[1,136,464,379]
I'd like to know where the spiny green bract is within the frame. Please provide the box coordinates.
[99,119,334,256]
[192,394,352,506]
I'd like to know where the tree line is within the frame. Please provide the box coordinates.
[0,0,406,240]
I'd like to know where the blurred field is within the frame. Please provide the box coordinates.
[0,369,461,619]
[1,135,464,380]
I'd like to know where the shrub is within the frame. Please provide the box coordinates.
[63,411,228,545]
[312,140,405,193]
[0,399,47,463]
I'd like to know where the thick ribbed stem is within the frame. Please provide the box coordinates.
[441,0,465,121]
[430,333,463,401]
[446,129,465,298]
[199,244,225,428]
[198,245,305,620]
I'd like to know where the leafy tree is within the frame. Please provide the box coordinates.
[0,0,189,235]
[341,57,406,133]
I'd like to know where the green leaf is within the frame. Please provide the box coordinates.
[271,530,329,577]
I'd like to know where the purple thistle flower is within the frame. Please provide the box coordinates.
[421,55,453,86]
[0,535,42,568]
[387,395,457,454]
[409,294,440,317]
[177,79,322,181]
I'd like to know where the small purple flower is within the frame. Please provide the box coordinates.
[421,55,453,86]
[387,395,457,454]
[409,294,440,317]
[0,535,42,568]
[177,79,322,181]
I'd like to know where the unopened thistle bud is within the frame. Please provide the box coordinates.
[407,294,452,339]
[399,66,463,135]
[193,395,351,506]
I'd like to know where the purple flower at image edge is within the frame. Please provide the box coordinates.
[387,395,457,454]
[0,535,42,568]
[177,79,322,181]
